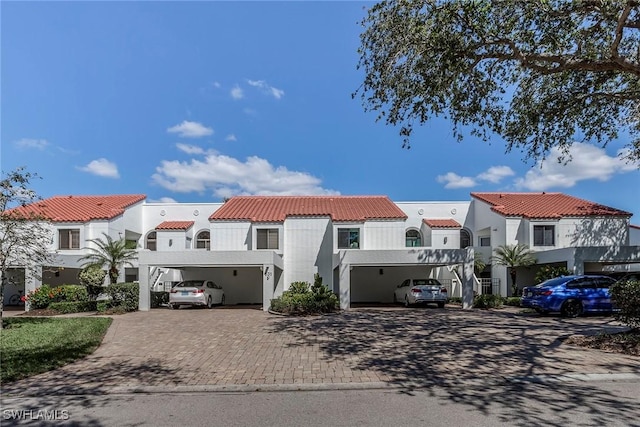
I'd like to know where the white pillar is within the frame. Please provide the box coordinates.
[138,264,150,311]
[24,266,42,312]
[339,263,351,310]
[462,248,474,309]
[262,264,275,312]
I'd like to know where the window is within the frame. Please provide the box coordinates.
[59,229,80,249]
[196,231,210,250]
[338,228,360,249]
[479,236,491,247]
[405,229,422,247]
[533,225,555,246]
[146,231,157,251]
[460,229,471,248]
[257,229,279,250]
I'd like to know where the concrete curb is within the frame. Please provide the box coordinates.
[5,373,640,398]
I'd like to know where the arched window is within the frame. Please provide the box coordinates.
[196,230,210,250]
[405,229,422,247]
[460,229,471,248]
[146,231,157,251]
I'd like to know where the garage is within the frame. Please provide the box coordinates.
[335,248,475,310]
[138,250,284,311]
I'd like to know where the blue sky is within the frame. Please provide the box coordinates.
[2,1,639,221]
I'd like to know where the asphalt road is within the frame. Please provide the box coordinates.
[2,379,640,427]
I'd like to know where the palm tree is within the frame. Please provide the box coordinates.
[491,244,536,296]
[79,233,137,284]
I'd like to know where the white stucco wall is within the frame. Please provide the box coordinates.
[211,221,251,250]
[283,217,332,290]
[363,220,405,249]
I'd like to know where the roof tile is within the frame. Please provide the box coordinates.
[155,221,195,231]
[423,218,462,228]
[471,192,631,219]
[210,196,408,222]
[9,194,146,222]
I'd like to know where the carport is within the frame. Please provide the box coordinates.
[334,248,474,310]
[138,250,284,312]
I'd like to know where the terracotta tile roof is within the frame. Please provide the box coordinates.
[471,192,631,219]
[9,194,146,222]
[155,221,195,231]
[423,218,462,228]
[209,196,408,222]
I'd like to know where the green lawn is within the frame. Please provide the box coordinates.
[0,317,112,383]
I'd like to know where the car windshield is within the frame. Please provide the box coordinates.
[176,281,203,288]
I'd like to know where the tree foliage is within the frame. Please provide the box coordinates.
[0,167,54,328]
[356,0,640,165]
[491,244,537,296]
[79,233,137,285]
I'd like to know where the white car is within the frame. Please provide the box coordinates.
[393,278,448,308]
[169,280,225,309]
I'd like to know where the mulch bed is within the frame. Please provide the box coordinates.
[565,329,640,356]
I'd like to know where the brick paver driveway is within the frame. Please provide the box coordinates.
[3,306,638,396]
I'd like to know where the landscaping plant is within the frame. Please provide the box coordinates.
[270,274,338,315]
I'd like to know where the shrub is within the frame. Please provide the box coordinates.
[270,274,338,315]
[535,265,571,284]
[56,285,89,302]
[447,297,462,305]
[150,291,169,308]
[48,301,98,314]
[473,294,504,309]
[78,266,107,301]
[103,282,139,312]
[504,297,522,307]
[24,285,53,309]
[611,279,640,329]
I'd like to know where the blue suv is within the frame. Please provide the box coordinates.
[521,275,617,318]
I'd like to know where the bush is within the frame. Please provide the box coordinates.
[151,291,169,308]
[270,274,338,315]
[78,266,107,301]
[102,282,139,312]
[48,301,98,314]
[504,297,522,307]
[56,285,89,302]
[473,294,504,309]
[535,265,571,284]
[448,297,462,305]
[611,279,640,329]
[24,285,53,309]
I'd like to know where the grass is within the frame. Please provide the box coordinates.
[0,317,112,383]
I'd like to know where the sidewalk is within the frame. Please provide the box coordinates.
[2,306,639,396]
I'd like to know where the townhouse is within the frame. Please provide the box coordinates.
[4,192,639,312]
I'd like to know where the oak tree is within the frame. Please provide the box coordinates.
[355,0,640,165]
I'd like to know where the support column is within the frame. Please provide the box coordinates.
[339,263,351,310]
[262,264,275,312]
[138,263,150,311]
[24,266,42,312]
[462,248,474,310]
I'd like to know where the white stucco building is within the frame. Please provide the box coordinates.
[4,192,639,312]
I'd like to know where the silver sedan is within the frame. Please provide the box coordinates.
[394,278,448,308]
[169,280,225,309]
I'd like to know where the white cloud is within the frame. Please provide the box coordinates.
[167,120,213,138]
[78,158,120,179]
[230,85,244,100]
[176,143,206,155]
[212,81,221,89]
[148,197,178,203]
[477,166,515,183]
[436,172,477,189]
[247,79,285,99]
[14,138,49,150]
[151,153,338,197]
[515,143,636,191]
[225,134,237,142]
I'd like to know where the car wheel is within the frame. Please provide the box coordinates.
[207,297,213,309]
[170,304,178,310]
[561,299,582,318]
[404,297,410,308]
[220,295,225,306]
[437,302,445,308]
